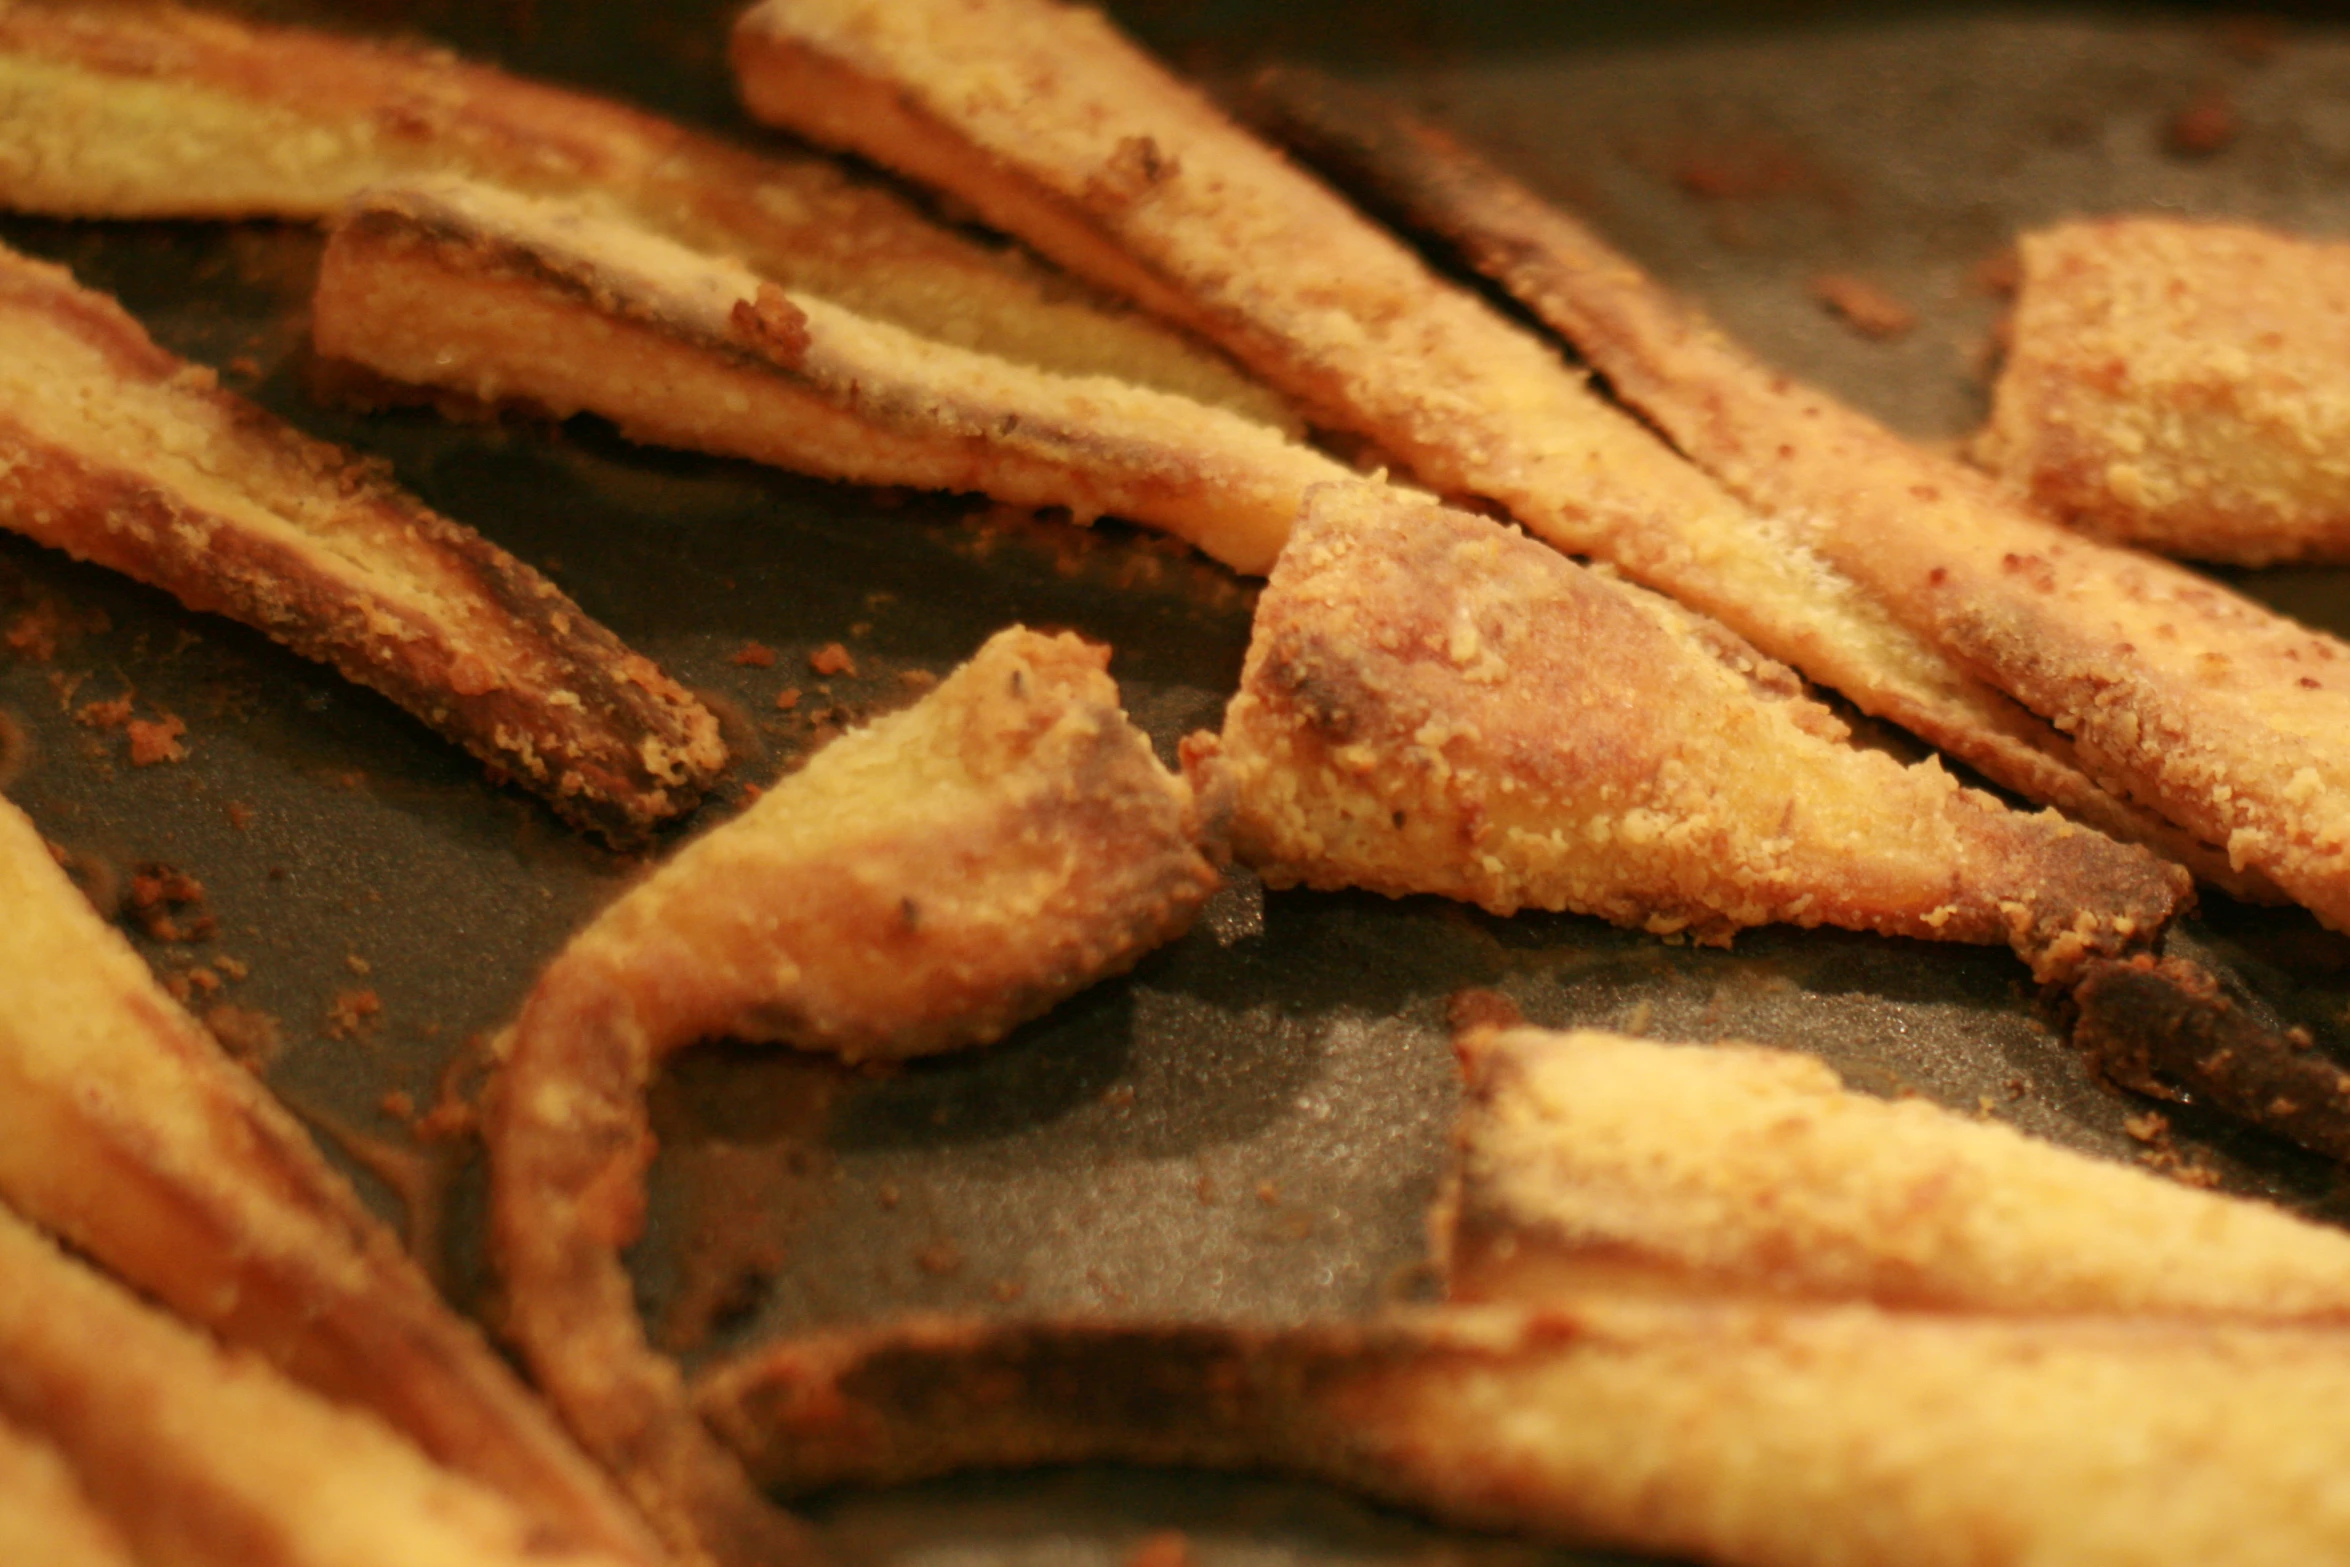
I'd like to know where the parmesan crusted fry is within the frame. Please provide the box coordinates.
[1980,217,2350,565]
[0,241,722,841]
[0,1415,135,1567]
[1438,1025,2350,1316]
[728,0,2201,882]
[488,627,1222,1567]
[0,0,1282,421]
[0,793,665,1564]
[1183,484,2185,981]
[311,179,1352,575]
[0,1204,645,1567]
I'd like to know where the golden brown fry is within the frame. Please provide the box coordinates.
[312,179,1352,575]
[1979,217,2350,565]
[0,241,721,840]
[0,0,1281,420]
[727,0,2192,882]
[0,1415,136,1567]
[697,1303,2350,1567]
[489,626,1221,1566]
[0,1204,644,1567]
[1438,1024,2350,1316]
[1183,484,2184,981]
[0,793,665,1564]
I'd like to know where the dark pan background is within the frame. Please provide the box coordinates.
[7,2,2350,1562]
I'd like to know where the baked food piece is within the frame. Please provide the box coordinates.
[1438,1024,2350,1315]
[0,1203,649,1567]
[0,792,664,1563]
[728,0,2190,883]
[312,179,1352,575]
[1183,484,2185,982]
[1978,216,2350,565]
[0,240,723,841]
[488,626,1223,1566]
[0,0,1282,421]
[0,1416,135,1567]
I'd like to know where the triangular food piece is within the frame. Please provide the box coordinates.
[1184,484,2184,980]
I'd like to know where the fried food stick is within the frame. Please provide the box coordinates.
[1438,1024,2350,1317]
[0,793,665,1564]
[695,1302,2350,1567]
[1978,217,2350,566]
[727,0,2211,885]
[0,242,722,841]
[0,1416,136,1567]
[0,0,1282,421]
[0,1205,648,1567]
[310,179,1353,575]
[488,626,1222,1567]
[1182,484,2185,982]
[1245,73,2350,928]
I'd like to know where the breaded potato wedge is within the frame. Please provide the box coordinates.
[488,626,1222,1566]
[312,179,1352,575]
[0,1205,651,1567]
[0,1416,135,1567]
[0,240,722,841]
[0,793,664,1563]
[1979,217,2350,565]
[697,1303,2350,1567]
[1438,1024,2350,1316]
[0,0,1281,420]
[723,0,2196,881]
[1183,484,2185,981]
[1239,75,2350,927]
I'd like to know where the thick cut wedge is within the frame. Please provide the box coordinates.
[313,180,1352,575]
[488,626,1222,1567]
[0,0,1281,420]
[0,1416,135,1567]
[0,793,664,1563]
[1183,484,2184,981]
[0,241,722,840]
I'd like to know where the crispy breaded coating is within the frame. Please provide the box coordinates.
[0,1205,646,1567]
[725,0,2172,875]
[0,1416,135,1567]
[489,627,1221,1566]
[0,241,722,840]
[0,794,665,1563]
[1439,1025,2350,1316]
[1184,485,2184,980]
[0,0,1282,420]
[1979,217,2350,565]
[312,180,1352,575]
[697,1304,2350,1567]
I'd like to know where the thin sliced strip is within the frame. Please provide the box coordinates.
[313,179,1353,575]
[0,0,1282,420]
[0,1205,643,1567]
[727,0,2188,885]
[489,627,1222,1566]
[0,1415,136,1567]
[696,1303,2350,1567]
[0,793,665,1563]
[0,242,722,840]
[1183,484,2184,981]
[1439,1023,2350,1316]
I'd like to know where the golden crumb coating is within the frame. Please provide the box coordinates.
[0,0,1283,421]
[0,1417,135,1567]
[1440,1025,2350,1318]
[0,240,722,841]
[1186,484,2184,980]
[0,794,666,1561]
[312,180,1351,575]
[488,626,1222,1566]
[1978,216,2350,565]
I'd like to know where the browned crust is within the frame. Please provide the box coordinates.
[310,180,1351,575]
[487,627,1221,1566]
[0,796,664,1562]
[0,0,1285,422]
[1188,484,2183,981]
[0,241,723,842]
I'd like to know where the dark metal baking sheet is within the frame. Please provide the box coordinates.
[8,3,2350,1562]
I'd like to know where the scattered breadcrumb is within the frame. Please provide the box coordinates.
[773,687,801,712]
[1812,273,1917,339]
[809,642,857,677]
[728,642,778,668]
[202,1002,283,1069]
[326,988,383,1040]
[126,714,188,765]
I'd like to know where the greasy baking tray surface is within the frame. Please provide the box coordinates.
[8,2,2350,1562]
